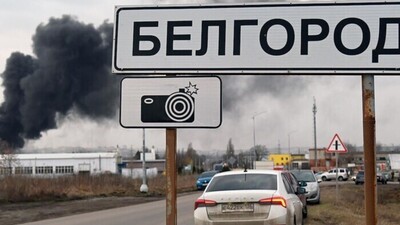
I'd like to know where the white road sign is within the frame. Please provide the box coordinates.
[120,76,221,128]
[326,133,348,153]
[113,1,400,74]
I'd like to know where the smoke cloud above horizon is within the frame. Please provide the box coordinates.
[0,12,310,150]
[0,15,119,148]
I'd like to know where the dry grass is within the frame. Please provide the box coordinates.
[2,175,399,225]
[0,174,197,203]
[306,183,400,225]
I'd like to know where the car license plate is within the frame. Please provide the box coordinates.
[221,203,254,213]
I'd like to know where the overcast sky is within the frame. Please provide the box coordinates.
[0,0,399,153]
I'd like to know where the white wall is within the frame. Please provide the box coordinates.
[121,168,158,179]
[389,154,400,170]
[2,153,118,175]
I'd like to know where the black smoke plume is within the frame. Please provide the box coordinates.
[0,8,311,149]
[0,15,119,149]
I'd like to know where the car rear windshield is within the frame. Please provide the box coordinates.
[206,174,277,192]
[291,171,316,182]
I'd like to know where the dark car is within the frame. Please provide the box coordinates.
[196,170,219,190]
[355,171,364,185]
[355,171,388,184]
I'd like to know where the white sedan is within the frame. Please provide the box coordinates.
[194,170,305,225]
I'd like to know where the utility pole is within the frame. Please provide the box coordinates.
[288,130,297,154]
[278,140,281,154]
[313,97,318,169]
[252,111,267,169]
[140,128,148,193]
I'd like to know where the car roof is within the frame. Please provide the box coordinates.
[212,169,281,178]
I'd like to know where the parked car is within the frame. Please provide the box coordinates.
[355,170,365,185]
[194,170,306,225]
[196,170,219,190]
[291,170,321,204]
[376,172,388,184]
[320,168,349,181]
[282,171,308,218]
[314,171,323,182]
[355,171,388,184]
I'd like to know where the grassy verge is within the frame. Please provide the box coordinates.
[0,174,197,203]
[306,183,400,225]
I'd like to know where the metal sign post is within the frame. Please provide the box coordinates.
[362,75,377,225]
[166,128,177,225]
[335,153,339,203]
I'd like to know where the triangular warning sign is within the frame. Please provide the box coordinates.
[326,133,348,153]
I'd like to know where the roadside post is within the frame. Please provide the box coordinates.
[166,128,177,225]
[326,133,348,203]
[113,2,400,224]
[362,75,377,225]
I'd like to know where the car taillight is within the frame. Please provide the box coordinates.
[194,199,217,210]
[259,196,287,208]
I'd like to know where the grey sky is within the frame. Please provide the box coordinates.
[0,0,399,153]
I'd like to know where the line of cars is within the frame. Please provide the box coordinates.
[354,170,391,185]
[313,167,396,185]
[194,169,320,225]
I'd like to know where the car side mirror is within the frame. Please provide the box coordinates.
[317,178,322,183]
[296,187,307,194]
[298,181,307,187]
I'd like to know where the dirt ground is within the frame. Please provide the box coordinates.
[0,195,165,225]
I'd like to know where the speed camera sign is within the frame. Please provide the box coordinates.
[120,76,221,128]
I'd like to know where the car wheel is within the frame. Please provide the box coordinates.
[355,181,359,185]
[338,176,343,181]
[322,176,327,181]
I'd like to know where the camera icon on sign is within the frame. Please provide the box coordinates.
[141,88,195,123]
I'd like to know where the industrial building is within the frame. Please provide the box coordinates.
[0,152,120,176]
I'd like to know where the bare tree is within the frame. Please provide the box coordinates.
[250,145,269,161]
[0,140,19,175]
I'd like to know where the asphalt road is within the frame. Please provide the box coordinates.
[19,192,202,225]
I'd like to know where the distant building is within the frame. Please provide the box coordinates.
[290,154,309,170]
[0,152,120,176]
[308,148,330,171]
[122,148,165,178]
[268,154,292,170]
